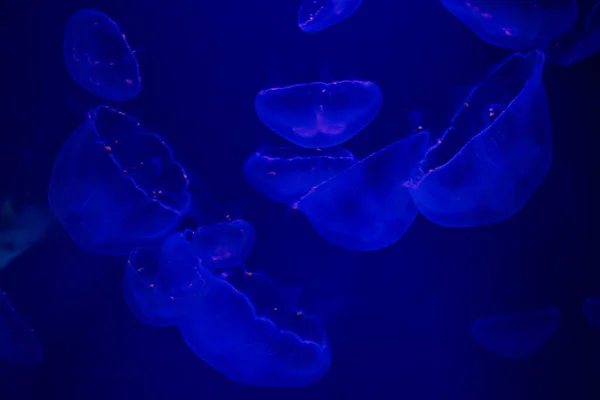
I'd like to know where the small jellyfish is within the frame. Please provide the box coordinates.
[470,308,560,359]
[292,132,430,251]
[48,106,191,255]
[0,287,44,365]
[582,296,600,329]
[243,146,358,204]
[64,9,141,101]
[440,0,578,50]
[298,0,364,32]
[408,50,552,228]
[255,80,382,148]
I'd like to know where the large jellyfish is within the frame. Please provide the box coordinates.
[255,80,382,149]
[298,0,364,32]
[63,9,141,101]
[48,106,191,255]
[439,0,578,49]
[123,229,330,387]
[292,132,430,251]
[0,287,44,365]
[408,50,552,228]
[470,308,560,359]
[243,146,358,204]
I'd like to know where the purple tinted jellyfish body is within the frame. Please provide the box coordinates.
[255,80,382,149]
[470,308,560,359]
[408,50,552,228]
[440,0,578,49]
[123,230,330,387]
[244,146,358,204]
[298,0,364,32]
[292,132,430,251]
[0,287,43,365]
[48,106,191,255]
[64,9,141,101]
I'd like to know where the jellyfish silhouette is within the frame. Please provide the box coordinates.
[408,50,552,228]
[0,288,43,365]
[583,296,600,329]
[244,146,358,204]
[440,0,578,49]
[255,80,382,148]
[292,132,430,251]
[298,0,364,32]
[123,229,330,387]
[470,308,560,359]
[548,0,600,65]
[64,9,141,101]
[48,106,191,255]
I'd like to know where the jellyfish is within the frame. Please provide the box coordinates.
[439,0,578,50]
[0,287,44,365]
[470,308,560,359]
[255,80,382,149]
[292,132,430,251]
[298,0,364,32]
[64,9,141,101]
[123,230,331,387]
[548,0,600,65]
[185,219,255,270]
[48,106,191,255]
[243,146,358,204]
[582,296,600,329]
[408,50,552,228]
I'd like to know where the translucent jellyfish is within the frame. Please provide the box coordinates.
[64,9,141,101]
[408,50,552,228]
[298,0,364,32]
[48,106,191,255]
[124,230,331,387]
[440,0,578,50]
[582,296,600,329]
[548,0,600,65]
[0,287,43,365]
[292,132,430,251]
[243,146,358,204]
[470,308,560,359]
[185,219,255,270]
[255,80,382,149]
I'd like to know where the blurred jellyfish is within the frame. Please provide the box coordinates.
[292,132,430,251]
[244,146,358,204]
[440,0,578,49]
[0,287,44,365]
[298,0,364,32]
[64,9,141,101]
[409,50,552,228]
[48,106,191,255]
[255,80,382,148]
[470,307,560,359]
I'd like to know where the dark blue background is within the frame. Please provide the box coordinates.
[0,0,596,398]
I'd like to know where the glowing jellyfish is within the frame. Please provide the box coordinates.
[244,146,358,204]
[408,50,552,228]
[440,0,578,50]
[124,230,331,387]
[64,9,141,101]
[548,0,600,65]
[470,308,560,359]
[186,219,255,270]
[292,132,430,251]
[298,0,364,32]
[255,80,382,149]
[583,296,600,329]
[0,288,43,365]
[48,106,191,256]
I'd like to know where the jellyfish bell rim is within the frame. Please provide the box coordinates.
[256,80,380,97]
[86,105,191,216]
[410,49,546,189]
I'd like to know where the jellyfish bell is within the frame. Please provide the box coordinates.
[408,49,552,228]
